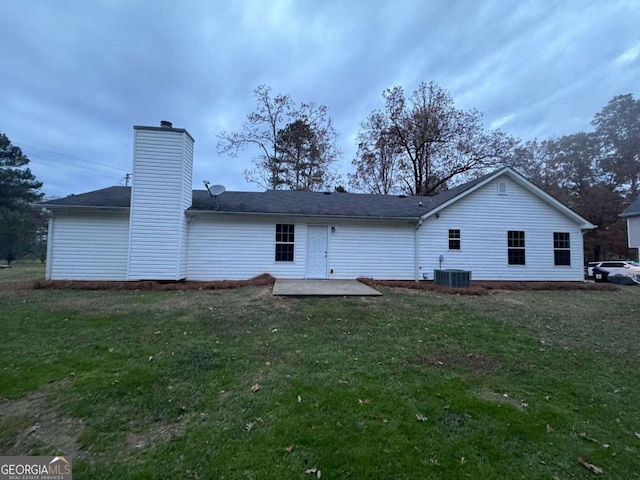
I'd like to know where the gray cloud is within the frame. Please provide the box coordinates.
[1,0,638,198]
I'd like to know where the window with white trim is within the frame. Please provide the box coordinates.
[553,232,571,266]
[507,230,525,265]
[448,229,460,250]
[275,224,295,262]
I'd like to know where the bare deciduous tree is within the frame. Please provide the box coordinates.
[217,85,341,191]
[348,111,402,194]
[352,82,515,195]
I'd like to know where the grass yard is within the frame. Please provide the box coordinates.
[1,268,639,478]
[0,260,45,282]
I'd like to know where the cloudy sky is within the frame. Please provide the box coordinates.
[2,0,639,198]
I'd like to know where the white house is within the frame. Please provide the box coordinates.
[620,197,640,261]
[41,122,596,282]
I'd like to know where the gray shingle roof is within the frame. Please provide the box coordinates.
[190,190,428,218]
[38,169,499,219]
[40,186,131,208]
[620,197,640,217]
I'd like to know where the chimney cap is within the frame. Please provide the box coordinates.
[160,120,173,128]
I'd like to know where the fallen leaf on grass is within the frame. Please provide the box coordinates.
[245,417,263,432]
[578,458,603,474]
[547,424,554,433]
[416,414,428,422]
[284,445,294,453]
[358,399,371,405]
[251,383,260,393]
[579,432,600,444]
[26,425,40,435]
[305,467,321,478]
[460,456,466,465]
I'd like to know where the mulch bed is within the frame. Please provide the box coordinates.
[358,278,620,296]
[1,274,622,295]
[0,274,275,291]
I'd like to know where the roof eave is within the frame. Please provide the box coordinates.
[579,222,598,230]
[619,212,640,218]
[186,209,419,222]
[39,205,130,212]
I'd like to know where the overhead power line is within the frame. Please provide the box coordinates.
[17,142,125,174]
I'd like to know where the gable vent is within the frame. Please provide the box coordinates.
[497,180,507,195]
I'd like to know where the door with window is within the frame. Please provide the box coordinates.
[306,226,328,278]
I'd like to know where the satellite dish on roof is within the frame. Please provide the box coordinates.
[203,181,226,198]
[203,181,226,210]
[210,184,226,197]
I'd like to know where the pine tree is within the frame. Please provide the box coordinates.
[0,133,43,264]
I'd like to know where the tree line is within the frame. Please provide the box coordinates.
[1,83,637,264]
[499,94,639,261]
[217,84,639,260]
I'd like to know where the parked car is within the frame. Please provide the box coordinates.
[586,260,640,278]
[585,262,599,278]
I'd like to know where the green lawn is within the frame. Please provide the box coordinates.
[1,272,639,478]
[0,260,45,282]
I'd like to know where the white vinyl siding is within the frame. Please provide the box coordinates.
[628,217,640,248]
[418,178,586,281]
[187,216,306,280]
[186,216,416,280]
[47,211,129,280]
[327,221,415,280]
[127,127,193,280]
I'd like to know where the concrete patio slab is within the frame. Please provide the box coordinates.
[273,279,382,296]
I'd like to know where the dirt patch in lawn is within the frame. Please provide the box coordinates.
[127,420,187,453]
[0,389,83,458]
[408,346,500,375]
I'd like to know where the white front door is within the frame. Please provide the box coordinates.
[306,225,328,279]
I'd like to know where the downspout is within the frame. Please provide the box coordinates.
[414,218,423,281]
[45,216,53,280]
